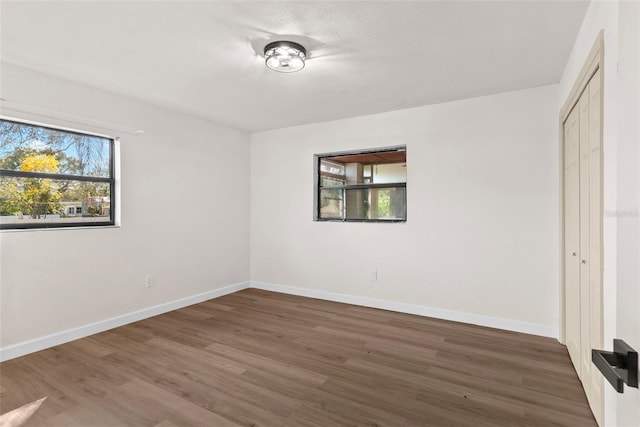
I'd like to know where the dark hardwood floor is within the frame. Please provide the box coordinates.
[0,288,596,426]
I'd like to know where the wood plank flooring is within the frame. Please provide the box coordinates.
[0,289,597,426]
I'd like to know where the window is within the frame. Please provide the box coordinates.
[0,118,115,230]
[315,146,406,222]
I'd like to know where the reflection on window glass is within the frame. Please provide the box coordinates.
[319,188,344,219]
[320,160,345,176]
[321,177,344,187]
[344,188,406,220]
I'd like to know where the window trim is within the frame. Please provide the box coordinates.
[313,145,407,223]
[0,117,116,230]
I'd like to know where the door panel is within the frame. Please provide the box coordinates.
[579,89,591,382]
[564,105,581,375]
[587,69,603,423]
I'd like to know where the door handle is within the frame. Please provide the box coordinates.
[592,339,638,393]
[572,252,577,256]
[581,259,587,264]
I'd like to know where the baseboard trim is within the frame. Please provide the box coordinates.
[250,281,558,338]
[1,279,558,361]
[0,281,250,362]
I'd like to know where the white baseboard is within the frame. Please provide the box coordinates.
[0,281,250,362]
[1,279,557,362]
[250,281,558,338]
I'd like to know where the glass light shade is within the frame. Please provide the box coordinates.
[264,41,306,73]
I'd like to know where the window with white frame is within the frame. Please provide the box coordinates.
[0,118,115,230]
[315,146,406,222]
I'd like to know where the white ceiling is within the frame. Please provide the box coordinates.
[1,1,589,132]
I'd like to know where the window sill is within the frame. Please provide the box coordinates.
[315,219,406,223]
[0,224,120,233]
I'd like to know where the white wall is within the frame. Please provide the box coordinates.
[559,1,640,424]
[251,84,559,335]
[0,63,250,353]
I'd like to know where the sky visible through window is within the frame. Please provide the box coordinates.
[0,120,110,177]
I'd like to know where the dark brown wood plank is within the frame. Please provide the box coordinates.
[0,288,597,426]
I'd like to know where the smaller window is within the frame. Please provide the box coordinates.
[314,146,406,222]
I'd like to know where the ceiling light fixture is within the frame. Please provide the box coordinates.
[264,41,306,73]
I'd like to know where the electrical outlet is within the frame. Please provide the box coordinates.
[369,270,378,282]
[145,275,155,288]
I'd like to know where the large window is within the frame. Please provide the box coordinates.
[315,146,406,222]
[0,118,115,230]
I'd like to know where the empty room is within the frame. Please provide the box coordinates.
[0,1,639,426]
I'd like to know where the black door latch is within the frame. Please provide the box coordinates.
[592,339,638,393]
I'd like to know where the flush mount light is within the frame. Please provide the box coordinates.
[264,41,306,73]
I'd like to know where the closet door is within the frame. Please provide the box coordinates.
[564,103,581,375]
[563,67,603,424]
